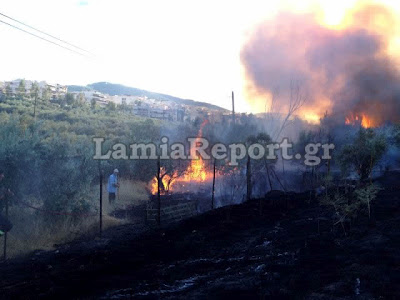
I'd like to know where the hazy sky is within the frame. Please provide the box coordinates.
[0,0,398,112]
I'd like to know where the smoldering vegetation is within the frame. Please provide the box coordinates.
[153,111,400,216]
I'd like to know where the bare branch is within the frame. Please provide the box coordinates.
[275,79,307,139]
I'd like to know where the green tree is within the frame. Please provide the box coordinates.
[5,84,13,98]
[17,79,26,100]
[30,81,40,100]
[355,184,381,220]
[41,86,51,102]
[90,98,97,109]
[77,93,86,106]
[118,102,130,112]
[65,93,75,106]
[338,128,387,181]
[107,101,116,111]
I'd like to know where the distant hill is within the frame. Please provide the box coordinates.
[67,82,228,111]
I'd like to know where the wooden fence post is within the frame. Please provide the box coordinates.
[157,158,161,226]
[3,195,8,260]
[211,159,216,209]
[246,156,252,201]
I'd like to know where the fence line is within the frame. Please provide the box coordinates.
[13,198,98,217]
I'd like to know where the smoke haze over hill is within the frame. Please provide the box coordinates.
[241,3,400,126]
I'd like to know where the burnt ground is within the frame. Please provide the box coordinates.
[1,172,400,299]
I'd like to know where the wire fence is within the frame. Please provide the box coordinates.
[13,198,98,217]
[1,194,103,261]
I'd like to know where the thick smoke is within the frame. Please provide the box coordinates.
[241,4,400,125]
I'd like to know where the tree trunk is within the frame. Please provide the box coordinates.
[211,159,216,209]
[246,156,252,201]
[266,163,273,191]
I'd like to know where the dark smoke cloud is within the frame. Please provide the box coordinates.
[241,4,400,125]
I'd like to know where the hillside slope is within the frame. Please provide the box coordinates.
[68,82,228,112]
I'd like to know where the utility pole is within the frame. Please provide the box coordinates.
[231,91,235,124]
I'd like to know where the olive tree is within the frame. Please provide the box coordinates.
[338,128,387,181]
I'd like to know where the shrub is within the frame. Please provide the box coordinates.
[338,128,387,180]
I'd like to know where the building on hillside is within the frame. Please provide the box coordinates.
[221,113,233,124]
[133,105,150,117]
[207,111,224,123]
[110,95,147,105]
[176,107,185,122]
[82,91,110,106]
[45,83,68,100]
[149,107,168,120]
[4,79,32,96]
[2,79,67,99]
[148,105,186,122]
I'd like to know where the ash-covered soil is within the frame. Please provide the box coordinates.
[1,173,400,299]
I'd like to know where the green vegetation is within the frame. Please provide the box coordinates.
[320,183,381,234]
[0,95,168,215]
[394,124,400,147]
[321,190,360,235]
[355,184,381,220]
[338,128,387,181]
[0,93,263,257]
[17,80,26,100]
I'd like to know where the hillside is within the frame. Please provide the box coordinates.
[68,82,228,112]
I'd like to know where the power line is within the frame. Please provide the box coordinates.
[0,19,87,57]
[0,12,92,55]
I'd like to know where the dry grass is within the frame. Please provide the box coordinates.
[0,180,149,259]
[0,209,127,259]
[101,178,149,213]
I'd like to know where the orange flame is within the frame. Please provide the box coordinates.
[149,120,214,195]
[150,167,179,195]
[345,112,375,128]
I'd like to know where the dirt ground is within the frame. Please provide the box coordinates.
[0,172,399,299]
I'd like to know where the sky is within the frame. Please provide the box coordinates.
[0,0,399,112]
